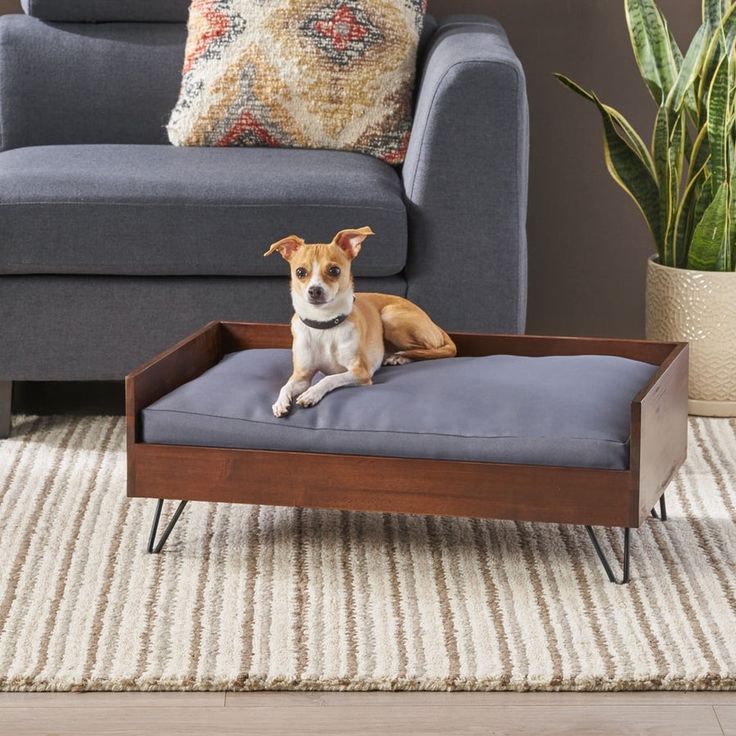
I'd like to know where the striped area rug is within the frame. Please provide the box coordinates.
[0,415,735,692]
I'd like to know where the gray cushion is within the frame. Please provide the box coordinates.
[142,349,658,469]
[20,0,191,22]
[0,145,407,277]
[0,16,187,151]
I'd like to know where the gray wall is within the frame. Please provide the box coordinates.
[0,0,702,337]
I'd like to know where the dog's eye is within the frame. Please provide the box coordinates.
[327,266,341,278]
[295,267,307,279]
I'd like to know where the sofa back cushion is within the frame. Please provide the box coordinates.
[20,0,191,22]
[0,12,435,153]
[0,16,186,151]
[167,0,425,164]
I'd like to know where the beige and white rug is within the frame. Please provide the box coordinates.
[0,415,734,692]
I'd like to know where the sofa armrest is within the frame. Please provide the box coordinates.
[403,16,529,333]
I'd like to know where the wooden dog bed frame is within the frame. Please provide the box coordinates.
[126,321,689,584]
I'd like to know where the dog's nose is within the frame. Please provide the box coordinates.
[308,285,325,300]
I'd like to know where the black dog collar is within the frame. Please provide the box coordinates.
[299,313,350,330]
[298,295,355,330]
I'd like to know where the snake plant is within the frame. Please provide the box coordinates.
[557,0,736,271]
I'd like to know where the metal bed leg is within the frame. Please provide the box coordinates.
[147,499,188,554]
[651,491,667,521]
[585,525,631,584]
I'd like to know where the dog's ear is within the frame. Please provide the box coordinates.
[264,235,305,260]
[333,226,374,260]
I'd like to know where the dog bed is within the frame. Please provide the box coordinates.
[126,321,689,582]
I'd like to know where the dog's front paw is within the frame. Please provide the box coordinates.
[383,352,412,366]
[272,397,292,417]
[295,387,323,408]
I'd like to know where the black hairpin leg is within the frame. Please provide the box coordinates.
[650,492,667,521]
[585,526,630,584]
[148,499,188,554]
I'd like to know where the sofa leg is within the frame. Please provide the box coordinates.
[0,381,11,440]
[585,526,630,584]
[147,499,188,553]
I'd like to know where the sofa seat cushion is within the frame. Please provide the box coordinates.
[0,145,407,277]
[141,349,658,470]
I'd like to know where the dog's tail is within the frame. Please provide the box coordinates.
[397,333,457,361]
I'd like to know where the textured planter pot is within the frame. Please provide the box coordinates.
[645,255,736,416]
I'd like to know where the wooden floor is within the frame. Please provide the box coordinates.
[0,691,734,735]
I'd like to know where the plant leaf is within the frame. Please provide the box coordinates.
[653,107,686,266]
[687,181,729,269]
[652,105,672,259]
[707,49,732,185]
[555,74,655,174]
[693,173,715,229]
[555,74,662,250]
[703,0,727,30]
[625,0,679,104]
[689,121,711,173]
[674,160,708,266]
[601,114,663,255]
[668,25,684,73]
[698,2,736,108]
[666,23,707,117]
[666,115,686,265]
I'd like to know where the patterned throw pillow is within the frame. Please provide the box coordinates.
[167,0,426,164]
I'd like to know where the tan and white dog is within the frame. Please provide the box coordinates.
[264,226,457,417]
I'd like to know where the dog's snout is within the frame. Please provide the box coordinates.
[308,285,325,300]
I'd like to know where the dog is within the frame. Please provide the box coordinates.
[264,226,457,417]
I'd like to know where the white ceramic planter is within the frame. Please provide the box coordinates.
[645,255,736,416]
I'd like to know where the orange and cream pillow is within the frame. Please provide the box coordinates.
[167,0,426,164]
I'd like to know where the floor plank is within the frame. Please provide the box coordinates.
[0,692,225,708]
[224,691,736,707]
[0,704,723,736]
[3,691,734,710]
[715,706,735,736]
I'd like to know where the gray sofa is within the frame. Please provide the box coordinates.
[0,1,528,437]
